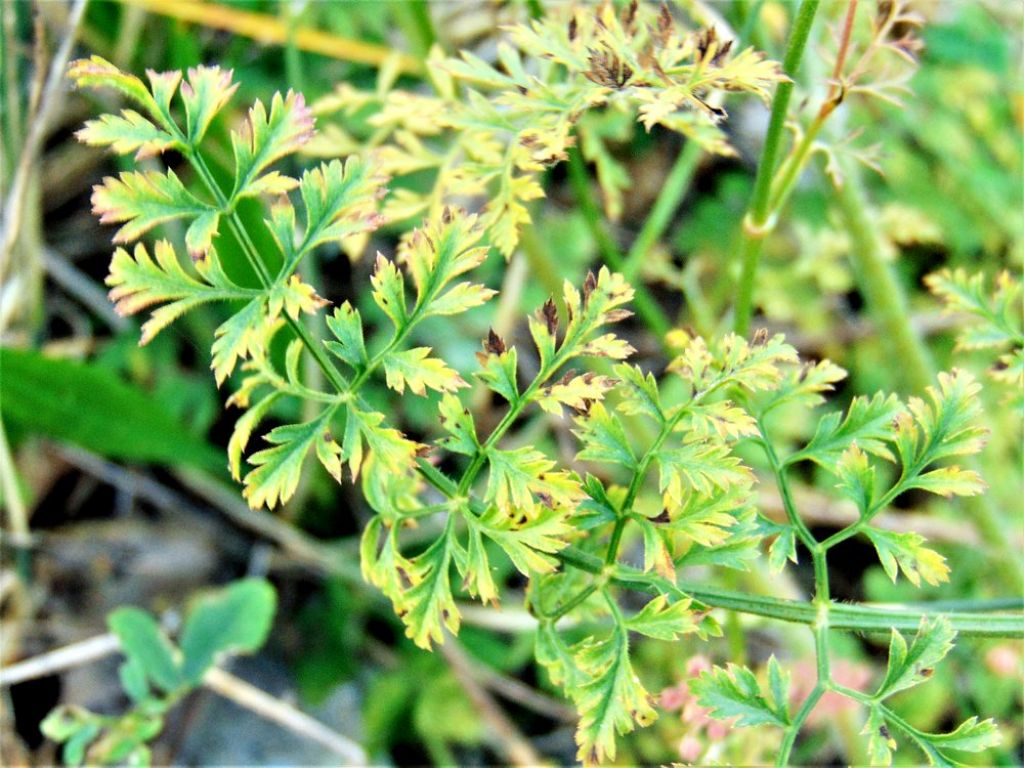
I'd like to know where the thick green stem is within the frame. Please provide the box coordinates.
[543,546,1024,638]
[733,0,821,335]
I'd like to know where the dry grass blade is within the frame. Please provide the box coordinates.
[117,0,423,75]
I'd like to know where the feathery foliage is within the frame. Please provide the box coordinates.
[60,6,1022,764]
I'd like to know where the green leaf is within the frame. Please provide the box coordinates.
[92,169,211,246]
[834,443,876,513]
[437,394,478,455]
[624,595,697,640]
[758,516,798,573]
[636,517,675,578]
[791,392,903,467]
[243,408,337,509]
[925,716,1001,754]
[573,401,637,469]
[475,345,519,403]
[231,90,314,199]
[75,109,181,160]
[613,363,664,423]
[0,348,221,469]
[293,158,387,258]
[765,656,790,724]
[61,718,102,767]
[382,347,466,396]
[572,631,656,764]
[106,240,250,345]
[180,65,238,144]
[862,705,897,766]
[691,661,790,728]
[324,302,368,370]
[865,528,950,587]
[210,298,268,386]
[535,622,587,691]
[875,617,955,700]
[107,608,182,693]
[179,579,277,683]
[118,658,150,704]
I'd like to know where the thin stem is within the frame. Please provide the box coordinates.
[545,584,599,622]
[733,0,821,335]
[776,682,825,766]
[756,422,817,553]
[0,416,30,548]
[622,141,702,285]
[184,148,353,397]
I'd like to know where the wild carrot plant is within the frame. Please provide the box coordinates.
[42,1,1023,765]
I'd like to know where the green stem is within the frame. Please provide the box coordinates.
[733,0,821,335]
[830,156,934,387]
[757,424,817,552]
[184,148,353,397]
[777,683,825,767]
[546,584,599,621]
[566,147,672,342]
[622,140,702,285]
[528,544,1024,638]
[829,153,1024,592]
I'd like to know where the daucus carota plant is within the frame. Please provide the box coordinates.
[60,2,1022,765]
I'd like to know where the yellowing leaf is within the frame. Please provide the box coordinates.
[865,529,950,588]
[486,447,583,518]
[268,275,329,320]
[383,347,466,396]
[292,159,387,259]
[68,56,166,126]
[533,372,615,415]
[180,65,238,144]
[572,631,656,764]
[106,240,254,345]
[75,109,181,160]
[92,169,211,245]
[243,408,338,509]
[232,90,315,200]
